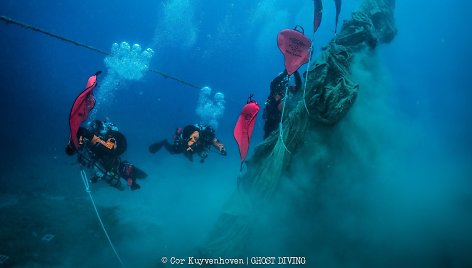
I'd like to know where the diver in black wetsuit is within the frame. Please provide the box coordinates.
[149,124,226,162]
[262,69,302,139]
[65,120,146,190]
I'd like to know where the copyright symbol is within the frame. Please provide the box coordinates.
[161,257,168,263]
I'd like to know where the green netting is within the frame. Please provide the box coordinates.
[202,0,397,257]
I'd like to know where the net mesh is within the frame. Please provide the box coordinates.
[202,0,397,257]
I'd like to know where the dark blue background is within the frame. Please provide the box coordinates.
[0,0,471,266]
[0,0,470,161]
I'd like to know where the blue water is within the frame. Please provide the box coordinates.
[0,0,471,267]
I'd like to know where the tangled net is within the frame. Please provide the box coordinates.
[202,0,397,257]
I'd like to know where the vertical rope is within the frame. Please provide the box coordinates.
[302,33,315,115]
[278,74,292,154]
[303,0,318,115]
[80,169,126,268]
[0,16,202,90]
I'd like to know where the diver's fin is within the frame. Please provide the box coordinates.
[132,166,147,179]
[149,142,162,153]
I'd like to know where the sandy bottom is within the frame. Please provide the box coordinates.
[0,150,240,267]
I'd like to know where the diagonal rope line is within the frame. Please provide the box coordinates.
[1,15,202,89]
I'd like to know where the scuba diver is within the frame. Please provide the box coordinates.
[65,119,146,190]
[262,69,302,139]
[149,124,227,163]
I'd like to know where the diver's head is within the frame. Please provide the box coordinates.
[90,120,107,136]
[103,119,119,132]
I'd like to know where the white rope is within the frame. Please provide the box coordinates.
[278,75,292,154]
[303,32,316,115]
[80,169,126,268]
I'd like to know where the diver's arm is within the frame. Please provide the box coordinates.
[270,70,288,92]
[77,127,118,155]
[212,138,227,155]
[90,135,117,154]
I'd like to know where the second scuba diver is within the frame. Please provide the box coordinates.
[149,124,227,163]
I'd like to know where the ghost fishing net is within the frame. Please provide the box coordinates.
[202,0,397,258]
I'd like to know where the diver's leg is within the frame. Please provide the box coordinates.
[119,161,147,179]
[263,103,281,139]
[149,139,168,153]
[119,161,142,191]
[149,139,180,154]
[162,140,179,154]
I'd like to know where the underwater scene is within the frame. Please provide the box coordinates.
[0,0,471,267]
